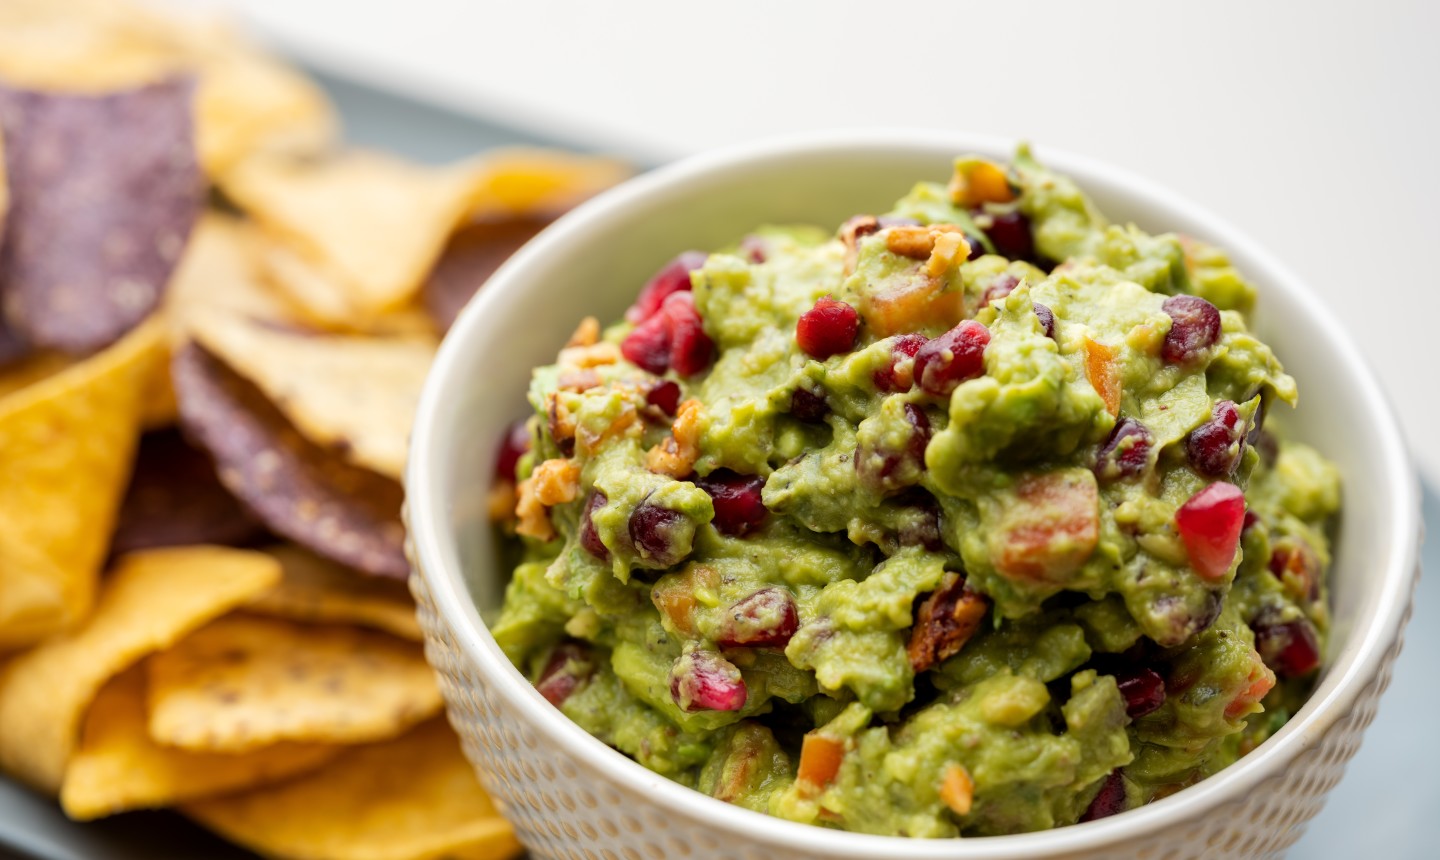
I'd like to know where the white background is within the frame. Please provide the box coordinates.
[186,0,1440,481]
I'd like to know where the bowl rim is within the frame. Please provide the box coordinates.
[408,128,1423,857]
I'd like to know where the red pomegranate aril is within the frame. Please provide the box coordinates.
[621,313,671,375]
[662,292,715,377]
[857,403,932,491]
[914,320,990,397]
[579,491,610,561]
[739,235,767,263]
[1033,303,1056,339]
[670,650,747,712]
[981,273,1019,308]
[1187,400,1247,478]
[646,380,682,416]
[1113,667,1166,718]
[628,501,689,567]
[1094,417,1154,482]
[982,210,1035,261]
[796,296,860,359]
[535,641,594,707]
[626,250,708,323]
[873,334,927,393]
[1080,770,1128,822]
[494,418,531,482]
[894,488,944,551]
[715,587,799,649]
[1161,295,1222,364]
[697,470,768,537]
[965,233,986,260]
[1175,482,1246,581]
[789,387,829,423]
[1253,616,1322,678]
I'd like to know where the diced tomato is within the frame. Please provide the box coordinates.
[990,470,1100,583]
[1083,337,1122,417]
[1176,482,1246,581]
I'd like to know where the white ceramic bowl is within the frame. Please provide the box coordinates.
[406,131,1423,860]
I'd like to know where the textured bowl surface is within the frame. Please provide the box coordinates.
[406,131,1422,860]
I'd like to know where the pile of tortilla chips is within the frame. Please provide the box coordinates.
[0,2,628,858]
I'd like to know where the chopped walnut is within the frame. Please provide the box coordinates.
[940,764,974,816]
[531,458,581,506]
[885,224,970,279]
[547,394,577,455]
[514,478,554,540]
[577,402,641,453]
[925,230,970,279]
[557,340,621,370]
[885,225,938,259]
[907,571,990,671]
[566,316,601,347]
[840,214,881,274]
[488,479,518,522]
[558,368,602,392]
[645,398,704,478]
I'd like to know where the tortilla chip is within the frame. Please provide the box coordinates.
[0,77,203,353]
[0,545,282,793]
[423,214,553,331]
[185,719,522,860]
[0,0,335,176]
[146,614,441,752]
[109,426,264,556]
[61,664,339,821]
[466,147,628,219]
[171,342,407,578]
[0,318,166,650]
[222,151,485,320]
[168,213,301,326]
[249,544,422,641]
[188,308,434,479]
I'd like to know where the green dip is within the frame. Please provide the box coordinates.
[489,146,1340,837]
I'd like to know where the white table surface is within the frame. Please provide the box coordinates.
[183,0,1440,481]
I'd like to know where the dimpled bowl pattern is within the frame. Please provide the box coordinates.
[406,131,1423,860]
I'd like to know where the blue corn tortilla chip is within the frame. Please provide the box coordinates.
[0,77,203,353]
[109,426,266,557]
[171,342,408,579]
[422,214,553,331]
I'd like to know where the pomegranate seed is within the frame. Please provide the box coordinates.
[628,501,689,567]
[1175,482,1246,581]
[914,320,990,396]
[646,380,682,416]
[965,233,986,260]
[796,296,860,360]
[1269,539,1322,601]
[1252,615,1322,678]
[789,387,829,422]
[621,313,671,374]
[662,292,715,377]
[739,235,767,263]
[626,251,707,323]
[873,334,927,393]
[857,403,931,492]
[579,491,610,561]
[1113,667,1166,718]
[1033,303,1056,339]
[1161,295,1221,364]
[1187,400,1247,477]
[1242,510,1260,535]
[981,273,1019,308]
[1079,770,1127,822]
[893,488,943,551]
[670,650,747,712]
[981,210,1034,261]
[494,418,531,482]
[697,470,768,537]
[715,587,799,648]
[1094,418,1154,482]
[535,641,594,707]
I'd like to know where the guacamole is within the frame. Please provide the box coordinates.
[489,146,1340,837]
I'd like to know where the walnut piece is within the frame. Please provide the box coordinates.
[645,398,704,478]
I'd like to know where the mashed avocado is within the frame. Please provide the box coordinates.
[489,146,1340,837]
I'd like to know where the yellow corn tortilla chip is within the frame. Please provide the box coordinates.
[0,0,336,176]
[185,718,522,860]
[222,151,487,319]
[249,545,422,641]
[0,545,282,793]
[188,307,434,479]
[0,317,167,650]
[61,664,340,821]
[147,614,442,753]
[466,147,630,219]
[168,213,301,326]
